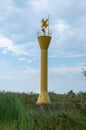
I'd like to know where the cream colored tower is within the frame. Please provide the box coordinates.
[37,18,52,104]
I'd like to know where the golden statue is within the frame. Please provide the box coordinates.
[41,18,48,28]
[41,18,48,35]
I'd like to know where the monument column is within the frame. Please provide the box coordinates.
[37,18,52,104]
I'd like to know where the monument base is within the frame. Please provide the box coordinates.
[37,92,51,104]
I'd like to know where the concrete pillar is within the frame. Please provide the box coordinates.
[37,36,51,104]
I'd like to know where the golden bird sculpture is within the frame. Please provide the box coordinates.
[41,18,48,35]
[41,18,48,28]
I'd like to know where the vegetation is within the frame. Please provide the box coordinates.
[82,68,86,77]
[0,91,86,130]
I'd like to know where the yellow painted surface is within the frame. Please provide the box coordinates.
[37,92,51,104]
[37,36,51,104]
[41,50,47,92]
[38,36,51,49]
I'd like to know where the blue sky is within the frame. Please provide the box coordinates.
[0,0,86,94]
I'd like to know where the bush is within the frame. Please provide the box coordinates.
[0,92,22,124]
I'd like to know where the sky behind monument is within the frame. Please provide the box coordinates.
[0,0,86,93]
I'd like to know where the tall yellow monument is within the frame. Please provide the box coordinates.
[37,17,52,104]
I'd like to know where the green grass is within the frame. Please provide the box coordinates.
[0,91,86,130]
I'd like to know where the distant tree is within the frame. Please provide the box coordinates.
[82,68,86,77]
[67,90,75,97]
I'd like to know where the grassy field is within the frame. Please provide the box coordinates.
[0,91,86,130]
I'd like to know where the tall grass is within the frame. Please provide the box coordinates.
[0,92,24,130]
[0,92,22,123]
[0,91,86,130]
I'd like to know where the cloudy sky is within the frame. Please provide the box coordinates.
[0,0,86,94]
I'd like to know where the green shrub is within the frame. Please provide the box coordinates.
[0,92,22,124]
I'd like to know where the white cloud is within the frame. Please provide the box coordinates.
[0,0,85,58]
[0,0,23,17]
[0,0,12,16]
[49,16,86,57]
[29,0,72,16]
[0,65,85,93]
[19,57,32,63]
[0,65,83,80]
[0,67,39,80]
[0,36,27,55]
[0,67,40,93]
[30,0,49,14]
[49,66,82,77]
[54,20,70,32]
[0,67,40,94]
[0,64,83,81]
